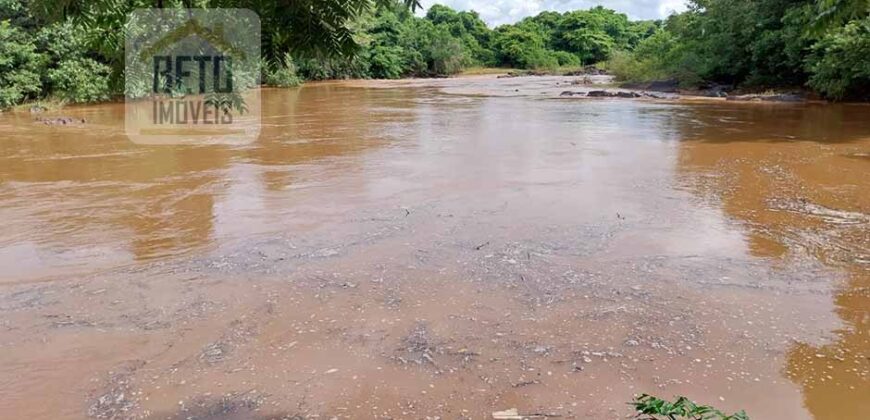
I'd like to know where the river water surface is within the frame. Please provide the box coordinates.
[0,76,868,419]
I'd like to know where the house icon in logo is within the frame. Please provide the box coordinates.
[124,8,262,145]
[139,17,248,95]
[137,18,247,63]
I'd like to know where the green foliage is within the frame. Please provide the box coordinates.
[37,20,112,102]
[290,4,472,79]
[554,8,619,63]
[0,0,423,106]
[264,53,303,87]
[7,0,420,102]
[0,2,113,107]
[46,57,111,102]
[2,0,867,105]
[28,0,421,61]
[365,7,410,78]
[492,25,558,70]
[604,0,870,99]
[606,28,703,88]
[0,0,38,29]
[487,6,657,69]
[0,20,43,107]
[807,16,870,99]
[425,25,467,75]
[368,45,405,79]
[296,55,370,80]
[425,4,493,65]
[813,0,870,30]
[552,50,580,67]
[631,394,749,420]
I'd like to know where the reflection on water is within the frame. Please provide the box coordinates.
[0,86,417,277]
[0,79,868,418]
[672,103,870,420]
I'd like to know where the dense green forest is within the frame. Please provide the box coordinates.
[608,0,870,99]
[1,0,868,108]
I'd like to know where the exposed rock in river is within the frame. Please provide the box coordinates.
[35,116,86,125]
[727,93,805,102]
[560,90,673,99]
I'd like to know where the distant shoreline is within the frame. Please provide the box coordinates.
[9,72,868,116]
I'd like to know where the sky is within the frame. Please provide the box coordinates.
[418,0,689,26]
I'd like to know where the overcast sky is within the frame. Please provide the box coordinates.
[418,0,689,26]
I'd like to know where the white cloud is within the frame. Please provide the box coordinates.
[418,0,689,26]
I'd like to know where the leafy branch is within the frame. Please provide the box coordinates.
[630,394,749,420]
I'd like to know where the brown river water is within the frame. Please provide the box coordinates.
[0,76,868,419]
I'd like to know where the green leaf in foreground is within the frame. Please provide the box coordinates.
[630,394,749,420]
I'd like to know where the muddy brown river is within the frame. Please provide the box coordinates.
[0,76,868,419]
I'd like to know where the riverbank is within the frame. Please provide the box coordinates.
[8,72,829,124]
